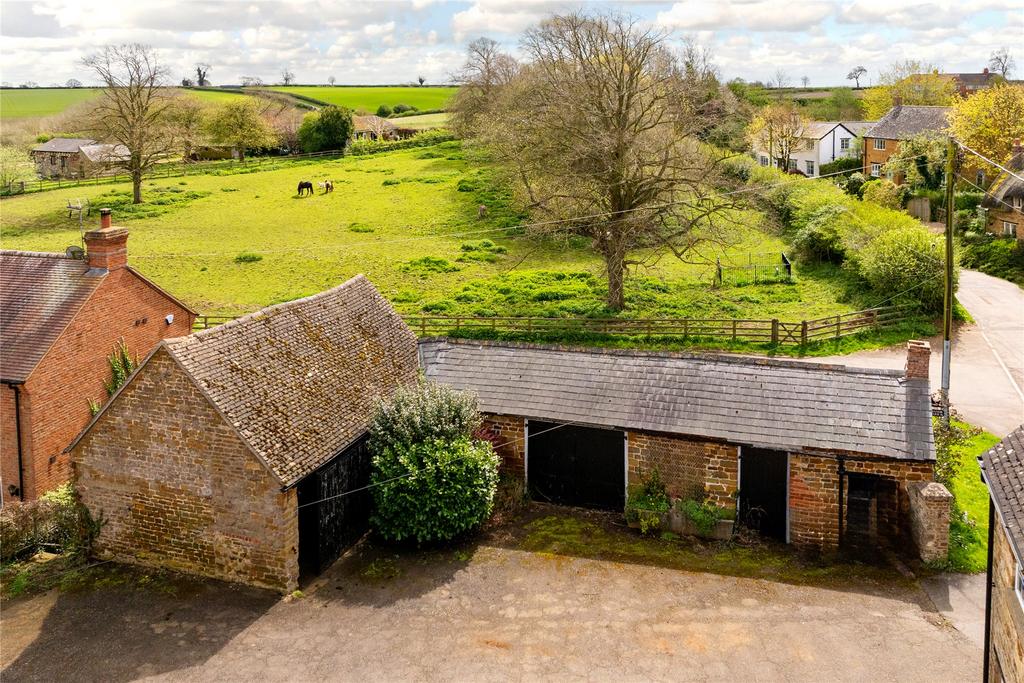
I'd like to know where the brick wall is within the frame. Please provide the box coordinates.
[2,267,194,505]
[74,346,298,592]
[863,138,894,177]
[481,414,525,477]
[989,521,1024,683]
[789,453,935,549]
[907,481,953,562]
[627,432,738,509]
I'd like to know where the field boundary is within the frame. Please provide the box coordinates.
[194,305,915,346]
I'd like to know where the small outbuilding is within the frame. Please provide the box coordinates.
[69,275,419,591]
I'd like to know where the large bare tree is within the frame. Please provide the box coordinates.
[82,44,174,203]
[449,37,519,137]
[747,102,808,172]
[457,13,736,311]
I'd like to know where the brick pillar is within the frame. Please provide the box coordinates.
[904,339,931,380]
[908,481,953,563]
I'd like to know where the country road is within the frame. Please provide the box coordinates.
[813,270,1024,437]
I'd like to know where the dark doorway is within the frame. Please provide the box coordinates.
[297,437,372,575]
[843,473,879,551]
[527,421,625,511]
[739,447,788,541]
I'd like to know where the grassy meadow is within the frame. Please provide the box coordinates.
[1,88,103,119]
[391,112,450,129]
[268,86,457,112]
[0,141,902,353]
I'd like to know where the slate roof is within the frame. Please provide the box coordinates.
[983,425,1024,560]
[0,251,105,383]
[160,275,419,487]
[79,143,130,163]
[420,339,935,461]
[865,106,950,140]
[31,137,96,153]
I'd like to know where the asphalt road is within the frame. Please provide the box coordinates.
[814,270,1024,437]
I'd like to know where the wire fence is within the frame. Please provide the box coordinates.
[715,252,792,285]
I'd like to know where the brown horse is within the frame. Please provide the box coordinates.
[297,181,314,196]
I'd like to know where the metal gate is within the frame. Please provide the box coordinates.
[297,437,372,575]
[527,421,625,511]
[739,447,788,541]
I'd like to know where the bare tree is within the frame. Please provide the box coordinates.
[771,69,790,89]
[165,94,208,161]
[449,37,519,137]
[19,81,38,88]
[417,75,426,86]
[66,78,83,88]
[458,13,736,311]
[747,102,808,172]
[82,44,174,204]
[328,75,336,86]
[281,68,295,85]
[240,76,264,87]
[801,75,809,88]
[989,47,1015,78]
[847,65,867,88]
[195,63,211,87]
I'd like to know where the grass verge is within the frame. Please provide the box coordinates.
[944,419,1000,573]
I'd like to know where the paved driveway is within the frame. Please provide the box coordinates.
[2,537,981,682]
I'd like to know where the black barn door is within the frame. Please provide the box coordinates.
[739,447,788,541]
[527,421,625,511]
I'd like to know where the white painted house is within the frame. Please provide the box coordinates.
[753,121,870,178]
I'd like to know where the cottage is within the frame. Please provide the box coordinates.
[69,276,419,591]
[861,103,950,181]
[421,338,949,556]
[981,141,1024,240]
[980,425,1024,683]
[0,210,195,505]
[753,121,869,177]
[352,115,399,141]
[29,138,129,179]
[945,68,1000,98]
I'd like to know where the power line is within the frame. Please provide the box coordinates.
[954,139,1024,184]
[956,171,1024,217]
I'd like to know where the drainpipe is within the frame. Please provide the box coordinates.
[837,457,846,547]
[982,499,994,683]
[4,382,26,501]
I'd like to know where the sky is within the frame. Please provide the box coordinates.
[1,0,1022,88]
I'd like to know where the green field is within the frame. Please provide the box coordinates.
[0,88,103,119]
[268,86,457,112]
[392,112,449,130]
[183,89,252,105]
[0,142,875,341]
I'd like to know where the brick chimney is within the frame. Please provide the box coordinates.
[892,94,903,109]
[84,208,129,272]
[983,67,989,75]
[905,340,931,380]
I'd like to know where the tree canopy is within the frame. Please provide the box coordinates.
[949,84,1024,167]
[862,61,957,119]
[205,98,277,161]
[297,105,353,153]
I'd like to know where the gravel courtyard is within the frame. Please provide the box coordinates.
[2,508,980,682]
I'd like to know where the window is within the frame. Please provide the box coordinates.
[1015,196,1023,210]
[806,160,815,176]
[870,163,881,177]
[1016,561,1024,612]
[60,156,66,170]
[50,154,57,165]
[1003,221,1018,237]
[759,155,769,167]
[787,159,797,171]
[840,137,850,150]
[873,138,886,151]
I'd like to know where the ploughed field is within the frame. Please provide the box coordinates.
[0,142,869,335]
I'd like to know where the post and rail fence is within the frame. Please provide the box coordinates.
[193,305,915,347]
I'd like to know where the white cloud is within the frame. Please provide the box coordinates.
[657,1,832,33]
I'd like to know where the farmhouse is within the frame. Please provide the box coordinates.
[0,210,195,505]
[980,425,1024,683]
[422,338,949,556]
[861,102,950,181]
[29,138,129,179]
[69,275,419,591]
[753,121,868,177]
[981,141,1024,240]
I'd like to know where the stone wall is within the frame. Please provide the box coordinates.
[989,519,1024,683]
[73,347,298,592]
[627,432,738,509]
[481,414,525,477]
[907,481,952,563]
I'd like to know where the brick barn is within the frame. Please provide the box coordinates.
[421,338,949,557]
[68,276,419,592]
[0,211,195,505]
[980,425,1024,683]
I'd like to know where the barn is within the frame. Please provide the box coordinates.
[68,276,419,591]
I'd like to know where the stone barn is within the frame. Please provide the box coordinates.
[68,275,419,591]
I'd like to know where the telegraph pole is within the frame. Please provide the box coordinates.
[941,137,957,425]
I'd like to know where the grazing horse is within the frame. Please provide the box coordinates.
[297,180,314,196]
[318,180,334,193]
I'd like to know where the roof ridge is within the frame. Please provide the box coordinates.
[0,249,74,260]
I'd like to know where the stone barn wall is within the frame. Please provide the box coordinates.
[989,521,1024,683]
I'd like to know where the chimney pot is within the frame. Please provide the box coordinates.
[99,208,112,229]
[904,340,931,381]
[84,214,129,272]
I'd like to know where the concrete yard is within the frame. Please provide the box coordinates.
[1,508,981,683]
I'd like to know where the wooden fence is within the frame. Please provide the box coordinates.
[193,305,914,346]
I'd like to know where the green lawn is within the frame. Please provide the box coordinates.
[267,86,457,112]
[945,419,1001,573]
[1,88,103,119]
[392,112,450,130]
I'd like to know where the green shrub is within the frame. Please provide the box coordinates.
[960,236,1024,286]
[348,222,374,233]
[625,470,671,535]
[382,178,401,186]
[861,178,906,210]
[859,226,948,313]
[347,130,455,157]
[400,256,460,275]
[841,171,867,197]
[368,381,498,543]
[819,157,862,177]
[298,106,354,153]
[0,484,101,562]
[954,191,984,213]
[234,252,263,263]
[680,498,725,536]
[392,103,418,114]
[375,104,393,118]
[792,205,849,262]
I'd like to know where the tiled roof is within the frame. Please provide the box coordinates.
[865,106,950,140]
[840,121,874,137]
[983,425,1024,560]
[420,339,935,461]
[0,251,105,382]
[31,138,95,153]
[353,115,396,132]
[79,143,130,163]
[800,121,842,139]
[164,275,419,487]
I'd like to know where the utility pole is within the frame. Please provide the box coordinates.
[941,136,957,425]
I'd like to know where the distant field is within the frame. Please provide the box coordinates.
[268,86,457,112]
[184,89,251,104]
[392,112,449,130]
[0,88,102,119]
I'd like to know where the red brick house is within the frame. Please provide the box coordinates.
[0,210,195,505]
[861,103,950,182]
[69,276,419,591]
